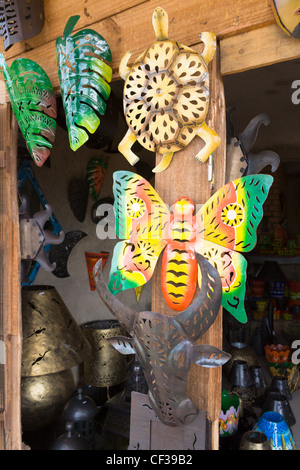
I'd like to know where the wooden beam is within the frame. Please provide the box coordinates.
[221,23,300,75]
[0,105,22,450]
[152,45,226,449]
[0,0,274,94]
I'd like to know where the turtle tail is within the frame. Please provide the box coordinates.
[152,152,174,173]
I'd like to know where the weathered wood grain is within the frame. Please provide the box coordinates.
[221,22,300,75]
[0,0,275,94]
[0,105,22,450]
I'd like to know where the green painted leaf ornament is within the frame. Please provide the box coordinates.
[56,16,112,152]
[0,54,57,167]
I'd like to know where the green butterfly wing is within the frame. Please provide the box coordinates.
[56,16,112,151]
[0,55,57,167]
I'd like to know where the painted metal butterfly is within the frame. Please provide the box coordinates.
[108,171,273,323]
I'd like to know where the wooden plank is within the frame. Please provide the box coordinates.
[152,45,226,449]
[0,105,22,450]
[0,0,275,93]
[0,0,147,60]
[1,0,275,61]
[221,23,300,75]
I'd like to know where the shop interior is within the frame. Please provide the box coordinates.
[17,54,300,450]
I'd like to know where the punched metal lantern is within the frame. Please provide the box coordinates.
[0,0,45,51]
[21,285,92,431]
[81,320,128,388]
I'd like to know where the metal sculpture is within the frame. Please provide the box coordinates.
[0,55,57,167]
[0,0,45,51]
[56,15,112,151]
[18,160,62,284]
[94,254,230,427]
[270,0,300,38]
[18,160,86,283]
[118,7,220,173]
[86,157,108,201]
[48,230,87,278]
[108,170,273,323]
[226,111,280,183]
[19,196,65,281]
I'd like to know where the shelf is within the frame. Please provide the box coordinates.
[247,255,300,265]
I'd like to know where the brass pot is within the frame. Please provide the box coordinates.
[240,431,271,450]
[81,320,128,387]
[21,369,75,431]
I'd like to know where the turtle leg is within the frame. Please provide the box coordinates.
[118,128,140,166]
[200,32,216,65]
[152,152,174,173]
[119,51,132,80]
[195,121,220,164]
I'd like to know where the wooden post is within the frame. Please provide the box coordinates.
[0,104,22,450]
[152,46,226,450]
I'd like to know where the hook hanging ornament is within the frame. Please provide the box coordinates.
[0,55,57,167]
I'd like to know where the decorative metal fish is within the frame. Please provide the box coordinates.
[94,253,230,426]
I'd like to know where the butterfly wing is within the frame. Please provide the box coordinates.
[108,239,166,294]
[109,171,169,294]
[195,239,248,322]
[195,174,273,322]
[196,175,273,251]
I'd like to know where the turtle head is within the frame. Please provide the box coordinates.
[152,7,168,41]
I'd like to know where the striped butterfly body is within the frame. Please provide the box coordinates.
[161,198,198,310]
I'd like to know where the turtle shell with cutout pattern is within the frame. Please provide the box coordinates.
[123,40,210,155]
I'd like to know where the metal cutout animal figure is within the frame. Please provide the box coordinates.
[94,254,230,427]
[270,0,300,38]
[118,7,220,173]
[0,55,57,167]
[108,171,273,323]
[19,196,65,282]
[56,16,112,151]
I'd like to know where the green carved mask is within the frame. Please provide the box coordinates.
[56,16,112,151]
[0,54,57,167]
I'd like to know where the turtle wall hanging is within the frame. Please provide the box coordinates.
[56,16,112,152]
[118,7,220,173]
[0,55,57,167]
[270,0,300,38]
[107,171,273,323]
